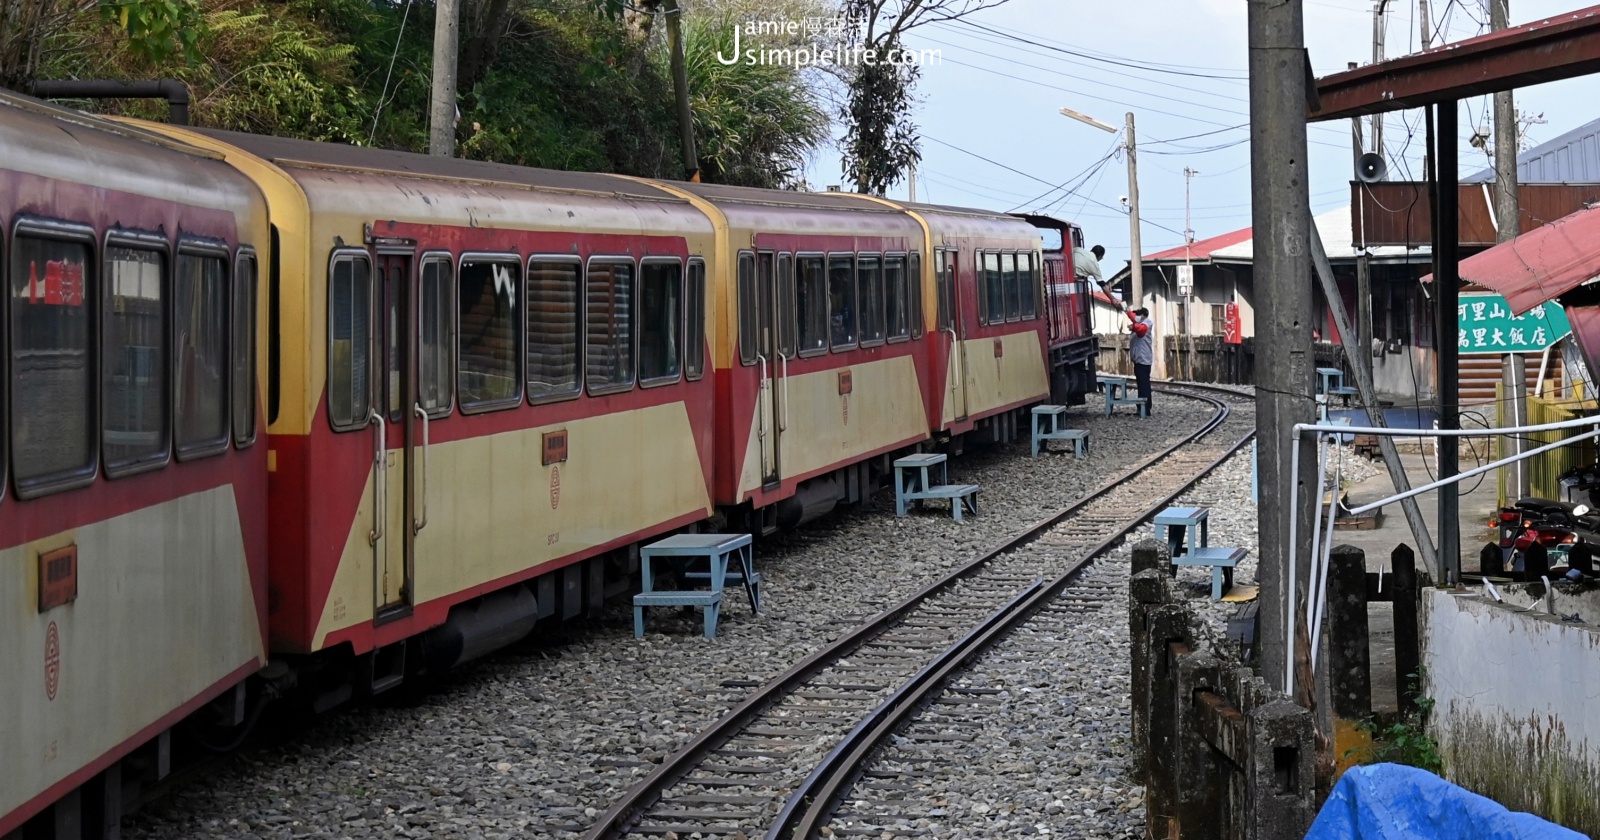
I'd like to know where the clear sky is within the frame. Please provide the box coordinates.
[801,0,1600,272]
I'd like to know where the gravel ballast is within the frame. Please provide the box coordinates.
[125,392,1234,840]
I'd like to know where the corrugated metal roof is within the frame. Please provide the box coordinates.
[1465,116,1600,183]
[1141,207,1430,265]
[1433,202,1600,313]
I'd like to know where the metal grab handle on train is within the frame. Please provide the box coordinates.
[779,353,789,432]
[756,353,770,440]
[413,404,429,534]
[368,408,386,546]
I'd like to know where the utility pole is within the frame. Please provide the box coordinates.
[1248,0,1316,697]
[1126,112,1143,315]
[908,162,917,202]
[1490,0,1528,496]
[1437,98,1462,585]
[1419,0,1431,47]
[428,0,459,157]
[663,0,699,181]
[1183,166,1197,380]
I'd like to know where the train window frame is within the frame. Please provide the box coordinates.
[638,256,684,388]
[232,247,258,448]
[327,249,374,432]
[101,228,172,479]
[982,251,1003,326]
[884,252,909,344]
[776,252,796,360]
[908,251,924,339]
[828,252,858,352]
[584,255,637,396]
[1022,251,1040,320]
[456,252,525,413]
[418,251,457,418]
[173,237,232,462]
[935,249,954,331]
[857,252,885,347]
[795,252,828,358]
[737,251,757,366]
[685,258,706,380]
[10,217,98,499]
[524,254,582,405]
[975,249,988,325]
[1001,251,1020,324]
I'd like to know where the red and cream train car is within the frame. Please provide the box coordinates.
[0,94,270,836]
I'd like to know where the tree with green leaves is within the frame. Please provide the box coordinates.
[837,0,1010,195]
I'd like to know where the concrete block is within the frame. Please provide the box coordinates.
[1245,699,1316,840]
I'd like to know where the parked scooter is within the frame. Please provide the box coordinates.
[1487,465,1600,579]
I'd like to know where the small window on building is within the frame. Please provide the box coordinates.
[103,243,168,474]
[908,252,923,338]
[829,254,857,350]
[12,230,95,493]
[458,256,522,410]
[983,251,1003,324]
[738,252,757,365]
[1002,252,1020,322]
[885,255,909,341]
[639,259,682,384]
[586,258,635,393]
[175,248,229,457]
[232,250,257,446]
[526,258,580,402]
[858,253,885,345]
[328,252,372,429]
[685,259,706,380]
[797,255,828,355]
[419,255,455,415]
[776,253,796,358]
[1211,304,1226,336]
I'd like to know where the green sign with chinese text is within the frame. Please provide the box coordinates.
[1457,293,1570,354]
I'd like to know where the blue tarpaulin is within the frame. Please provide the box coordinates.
[1306,764,1586,840]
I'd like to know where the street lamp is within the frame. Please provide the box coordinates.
[1060,107,1142,315]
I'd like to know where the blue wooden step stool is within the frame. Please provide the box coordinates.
[1153,505,1210,561]
[1173,547,1249,600]
[1030,405,1089,458]
[893,453,980,521]
[634,533,758,639]
[1100,374,1148,417]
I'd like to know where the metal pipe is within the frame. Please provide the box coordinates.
[1311,444,1344,666]
[1292,411,1600,438]
[1287,428,1303,695]
[30,79,190,125]
[1345,427,1600,516]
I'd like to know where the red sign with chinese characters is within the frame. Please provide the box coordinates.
[27,259,86,307]
[1223,303,1242,345]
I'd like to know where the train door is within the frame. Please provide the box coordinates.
[756,250,782,488]
[773,252,796,485]
[374,250,416,617]
[938,249,969,421]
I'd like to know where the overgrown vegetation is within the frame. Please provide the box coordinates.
[1346,692,1445,775]
[10,0,832,185]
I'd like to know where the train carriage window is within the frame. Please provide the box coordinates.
[908,252,923,338]
[232,250,257,446]
[175,246,230,458]
[639,259,682,384]
[858,254,884,345]
[328,252,372,429]
[935,251,953,331]
[796,255,827,356]
[983,251,1003,325]
[776,253,796,359]
[103,241,168,475]
[1022,252,1039,319]
[525,257,579,402]
[737,252,757,365]
[1002,252,1020,323]
[685,259,705,380]
[885,255,909,342]
[419,255,456,414]
[586,258,635,393]
[458,255,523,410]
[12,228,96,494]
[828,254,857,350]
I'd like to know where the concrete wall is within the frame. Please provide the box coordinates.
[1422,588,1600,835]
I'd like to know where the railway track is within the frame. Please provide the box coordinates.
[585,383,1256,839]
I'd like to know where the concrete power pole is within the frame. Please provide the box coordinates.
[428,0,460,157]
[1126,112,1153,375]
[1491,0,1528,495]
[908,162,917,202]
[1248,0,1317,696]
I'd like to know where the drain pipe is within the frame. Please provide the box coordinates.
[29,79,190,125]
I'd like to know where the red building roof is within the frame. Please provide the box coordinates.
[1143,226,1253,263]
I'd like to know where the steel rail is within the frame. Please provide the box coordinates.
[584,382,1252,839]
[776,388,1256,839]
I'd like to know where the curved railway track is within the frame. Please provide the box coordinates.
[585,383,1257,839]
